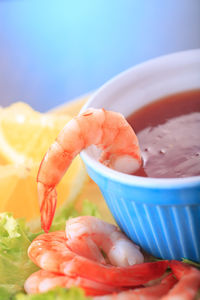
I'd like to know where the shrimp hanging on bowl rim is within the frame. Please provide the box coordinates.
[37,108,142,232]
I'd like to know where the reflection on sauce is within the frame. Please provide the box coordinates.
[127,90,200,178]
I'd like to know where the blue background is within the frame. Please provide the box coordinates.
[0,0,200,112]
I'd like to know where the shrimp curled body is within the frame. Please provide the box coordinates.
[93,273,177,300]
[37,108,141,232]
[161,260,200,300]
[27,231,167,287]
[24,269,123,296]
[66,216,144,266]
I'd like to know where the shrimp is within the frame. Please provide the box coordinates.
[66,216,144,266]
[28,230,168,287]
[161,260,200,300]
[24,269,124,296]
[37,108,142,232]
[93,273,177,300]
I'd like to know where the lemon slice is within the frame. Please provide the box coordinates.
[0,164,39,220]
[0,102,72,164]
[0,102,87,226]
[52,96,89,117]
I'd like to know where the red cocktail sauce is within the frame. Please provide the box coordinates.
[127,90,200,178]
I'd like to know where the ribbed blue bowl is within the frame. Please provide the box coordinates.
[80,158,200,261]
[81,49,200,262]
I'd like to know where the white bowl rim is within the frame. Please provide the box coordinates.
[81,150,200,188]
[81,49,200,189]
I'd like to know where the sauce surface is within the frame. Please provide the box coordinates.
[127,90,200,178]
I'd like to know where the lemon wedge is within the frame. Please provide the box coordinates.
[0,102,86,225]
[0,102,72,164]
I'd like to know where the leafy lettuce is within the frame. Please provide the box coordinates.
[182,258,200,269]
[0,212,39,298]
[0,285,22,300]
[14,287,91,300]
[0,213,37,288]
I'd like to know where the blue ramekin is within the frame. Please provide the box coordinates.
[81,49,200,261]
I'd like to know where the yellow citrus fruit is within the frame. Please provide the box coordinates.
[52,96,89,117]
[0,102,72,164]
[0,102,86,226]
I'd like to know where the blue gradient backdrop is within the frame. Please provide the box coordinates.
[0,0,200,111]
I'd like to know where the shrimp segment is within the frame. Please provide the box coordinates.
[24,269,124,296]
[37,108,141,232]
[161,260,200,300]
[93,273,177,300]
[66,216,144,266]
[28,231,168,287]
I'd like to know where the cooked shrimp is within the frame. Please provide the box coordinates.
[93,273,177,300]
[24,269,124,296]
[66,216,144,266]
[37,108,141,232]
[161,260,200,300]
[28,231,168,287]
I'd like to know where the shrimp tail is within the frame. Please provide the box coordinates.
[38,182,57,233]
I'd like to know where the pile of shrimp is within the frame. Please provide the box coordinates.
[25,216,200,299]
[25,108,200,299]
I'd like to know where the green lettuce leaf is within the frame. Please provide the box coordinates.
[0,285,22,300]
[182,258,200,269]
[14,287,91,300]
[0,213,39,297]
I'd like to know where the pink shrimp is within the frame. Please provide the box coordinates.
[93,273,177,300]
[28,231,168,287]
[66,216,144,266]
[37,108,141,232]
[24,269,124,296]
[161,260,200,300]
